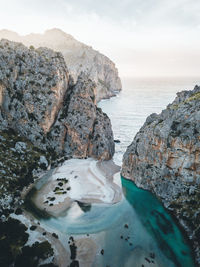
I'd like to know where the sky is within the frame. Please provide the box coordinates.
[0,0,200,77]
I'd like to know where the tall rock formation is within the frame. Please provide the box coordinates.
[0,38,116,267]
[0,28,122,102]
[122,85,200,264]
[0,39,114,160]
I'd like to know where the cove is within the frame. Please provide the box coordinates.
[26,173,195,267]
[121,176,195,267]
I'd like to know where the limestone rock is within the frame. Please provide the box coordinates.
[0,39,114,160]
[122,85,200,264]
[0,28,122,102]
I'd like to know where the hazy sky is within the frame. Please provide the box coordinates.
[1,0,200,77]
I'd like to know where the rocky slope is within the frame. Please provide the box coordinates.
[0,28,122,102]
[0,39,114,160]
[0,39,115,266]
[122,85,200,264]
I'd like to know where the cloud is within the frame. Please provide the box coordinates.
[0,0,200,76]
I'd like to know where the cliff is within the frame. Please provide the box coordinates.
[0,39,114,160]
[0,28,122,102]
[122,85,200,264]
[0,39,115,266]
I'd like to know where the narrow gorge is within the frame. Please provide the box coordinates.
[0,31,199,267]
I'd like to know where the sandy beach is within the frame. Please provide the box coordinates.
[32,158,122,217]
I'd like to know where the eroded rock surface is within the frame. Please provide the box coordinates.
[0,28,122,101]
[0,39,114,160]
[0,39,115,266]
[122,85,200,264]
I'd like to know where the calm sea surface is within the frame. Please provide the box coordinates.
[98,76,200,165]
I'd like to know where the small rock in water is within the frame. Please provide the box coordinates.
[70,236,74,241]
[43,232,46,235]
[124,224,129,228]
[101,249,104,255]
[52,233,58,239]
[15,208,22,215]
[70,260,79,267]
[150,252,155,259]
[145,257,151,263]
[120,235,123,239]
[30,225,37,231]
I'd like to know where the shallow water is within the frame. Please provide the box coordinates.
[29,77,199,266]
[121,177,195,267]
[32,175,195,267]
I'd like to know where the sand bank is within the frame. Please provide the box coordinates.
[32,158,122,217]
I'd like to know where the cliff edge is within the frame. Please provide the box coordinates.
[0,28,122,102]
[0,39,114,161]
[122,85,200,264]
[0,39,115,266]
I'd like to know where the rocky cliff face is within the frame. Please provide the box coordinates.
[0,29,122,102]
[122,85,200,264]
[0,39,115,266]
[0,39,114,161]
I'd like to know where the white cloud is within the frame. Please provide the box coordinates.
[0,0,200,77]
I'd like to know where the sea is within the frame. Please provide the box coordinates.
[98,76,200,165]
[29,76,199,267]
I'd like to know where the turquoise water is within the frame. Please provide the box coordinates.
[35,176,195,267]
[29,77,198,266]
[121,177,195,267]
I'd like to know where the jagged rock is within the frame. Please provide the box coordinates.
[39,156,48,168]
[122,85,200,264]
[0,39,114,160]
[15,142,27,154]
[0,28,122,102]
[0,38,115,267]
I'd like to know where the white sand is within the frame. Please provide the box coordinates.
[33,158,122,217]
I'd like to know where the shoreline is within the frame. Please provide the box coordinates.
[31,158,122,217]
[20,157,122,267]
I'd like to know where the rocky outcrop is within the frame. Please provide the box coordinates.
[0,28,122,102]
[122,85,200,264]
[0,39,114,160]
[0,39,115,266]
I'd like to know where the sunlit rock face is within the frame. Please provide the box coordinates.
[0,39,114,160]
[122,85,200,264]
[0,28,122,102]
